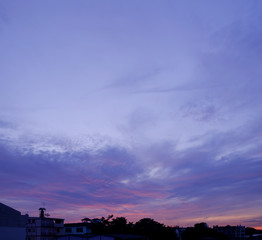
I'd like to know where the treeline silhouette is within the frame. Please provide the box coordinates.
[182,222,229,240]
[80,216,232,240]
[81,216,176,240]
[246,227,262,238]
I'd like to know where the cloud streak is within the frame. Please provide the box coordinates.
[0,112,262,226]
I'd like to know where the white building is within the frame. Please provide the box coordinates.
[213,225,246,239]
[57,235,114,240]
[64,222,92,235]
[26,208,64,240]
[57,234,147,240]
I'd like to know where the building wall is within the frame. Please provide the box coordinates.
[26,216,64,240]
[58,236,88,240]
[88,236,114,240]
[64,226,92,235]
[0,203,27,240]
[0,202,27,227]
[213,225,246,239]
[57,236,115,240]
[0,226,26,240]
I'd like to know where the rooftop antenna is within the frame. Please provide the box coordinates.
[45,212,50,217]
[42,202,50,217]
[39,208,46,218]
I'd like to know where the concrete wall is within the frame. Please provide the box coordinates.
[0,226,26,240]
[58,236,86,240]
[89,236,114,240]
[0,202,27,227]
[57,235,114,240]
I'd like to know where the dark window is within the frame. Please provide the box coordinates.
[65,228,72,233]
[76,227,83,232]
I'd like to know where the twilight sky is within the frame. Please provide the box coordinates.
[1,0,262,229]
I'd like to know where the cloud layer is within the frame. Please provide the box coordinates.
[0,0,262,229]
[1,117,262,227]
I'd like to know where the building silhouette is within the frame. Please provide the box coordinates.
[213,225,246,239]
[0,202,28,240]
[26,208,64,240]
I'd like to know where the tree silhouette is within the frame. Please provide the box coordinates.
[135,218,177,240]
[182,222,229,240]
[80,215,177,239]
[110,217,127,233]
[81,217,91,223]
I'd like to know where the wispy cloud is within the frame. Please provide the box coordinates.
[1,112,262,226]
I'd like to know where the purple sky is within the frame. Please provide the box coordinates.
[1,0,262,229]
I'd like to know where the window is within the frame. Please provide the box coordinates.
[65,228,72,233]
[76,227,83,232]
